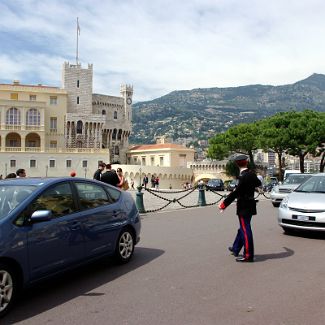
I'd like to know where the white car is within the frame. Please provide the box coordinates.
[278,173,325,233]
[270,173,312,207]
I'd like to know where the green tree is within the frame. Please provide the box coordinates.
[286,110,325,173]
[258,112,292,180]
[225,161,239,178]
[207,133,229,160]
[208,122,260,167]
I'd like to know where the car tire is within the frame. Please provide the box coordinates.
[114,228,135,264]
[0,263,18,318]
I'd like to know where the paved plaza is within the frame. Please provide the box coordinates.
[4,200,325,325]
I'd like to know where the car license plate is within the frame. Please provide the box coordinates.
[296,215,309,221]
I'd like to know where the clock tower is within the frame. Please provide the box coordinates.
[120,84,133,121]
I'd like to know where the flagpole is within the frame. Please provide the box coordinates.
[76,17,79,64]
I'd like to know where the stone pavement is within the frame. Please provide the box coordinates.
[128,188,270,213]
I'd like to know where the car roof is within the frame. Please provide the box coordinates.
[0,177,89,187]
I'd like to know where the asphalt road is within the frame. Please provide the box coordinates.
[3,201,325,325]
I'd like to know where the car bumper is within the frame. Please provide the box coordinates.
[278,207,325,232]
[270,192,289,203]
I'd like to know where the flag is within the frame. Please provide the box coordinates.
[77,17,80,35]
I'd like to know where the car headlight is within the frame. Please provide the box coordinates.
[280,196,289,209]
[271,186,279,193]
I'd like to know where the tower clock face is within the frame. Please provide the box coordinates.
[126,97,132,105]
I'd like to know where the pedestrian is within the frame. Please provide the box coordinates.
[5,173,17,179]
[151,175,156,188]
[218,154,261,263]
[16,169,26,177]
[116,167,126,190]
[93,162,106,181]
[130,179,135,190]
[143,174,149,189]
[257,172,264,191]
[101,163,120,187]
[155,176,160,190]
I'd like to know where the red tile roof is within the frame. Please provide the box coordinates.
[130,143,192,151]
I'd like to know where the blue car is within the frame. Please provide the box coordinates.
[0,177,141,317]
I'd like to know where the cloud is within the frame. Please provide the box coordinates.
[1,0,325,100]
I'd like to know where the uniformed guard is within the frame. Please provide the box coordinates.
[218,154,261,262]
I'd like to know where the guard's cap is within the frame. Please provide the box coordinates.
[231,154,249,161]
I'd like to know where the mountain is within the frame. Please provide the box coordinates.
[129,73,325,145]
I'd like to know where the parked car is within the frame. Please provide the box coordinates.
[278,173,325,233]
[263,177,279,192]
[270,173,312,207]
[0,177,141,317]
[206,178,224,191]
[283,169,301,179]
[226,179,238,192]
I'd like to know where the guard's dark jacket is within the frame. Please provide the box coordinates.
[223,169,261,216]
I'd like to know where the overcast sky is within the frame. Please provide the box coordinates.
[1,0,325,101]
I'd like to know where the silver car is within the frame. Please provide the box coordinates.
[278,173,325,233]
[270,173,312,207]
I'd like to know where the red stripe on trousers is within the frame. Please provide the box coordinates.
[239,215,250,259]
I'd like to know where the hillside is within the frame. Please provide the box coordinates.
[130,73,325,145]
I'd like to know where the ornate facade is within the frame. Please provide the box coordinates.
[0,62,132,177]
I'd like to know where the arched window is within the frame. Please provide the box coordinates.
[114,111,117,119]
[112,128,117,140]
[117,129,122,140]
[76,120,83,134]
[102,110,106,115]
[26,108,40,126]
[6,107,20,125]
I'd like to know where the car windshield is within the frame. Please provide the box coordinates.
[295,175,325,193]
[0,185,37,219]
[283,174,311,185]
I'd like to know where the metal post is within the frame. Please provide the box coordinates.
[197,184,207,206]
[45,165,48,177]
[135,185,145,213]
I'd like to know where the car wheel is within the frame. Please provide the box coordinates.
[114,228,135,264]
[0,263,17,318]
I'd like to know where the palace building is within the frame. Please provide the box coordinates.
[0,62,132,177]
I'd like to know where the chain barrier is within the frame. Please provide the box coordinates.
[142,187,226,213]
[140,186,271,214]
[144,187,199,212]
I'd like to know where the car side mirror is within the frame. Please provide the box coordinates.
[30,210,53,223]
